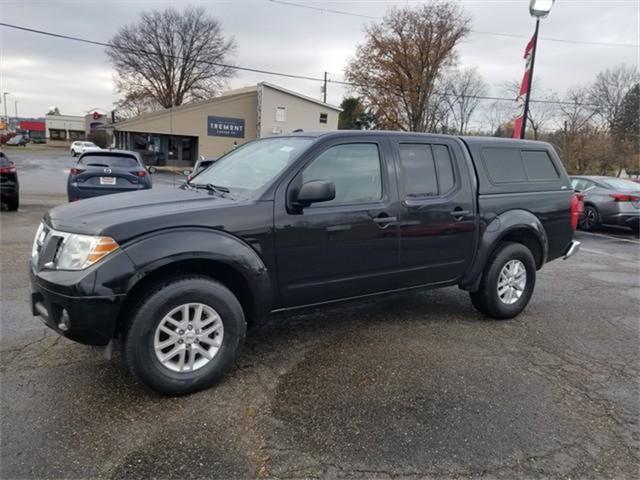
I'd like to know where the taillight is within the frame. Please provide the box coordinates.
[135,170,147,177]
[0,166,16,174]
[570,193,584,231]
[70,167,85,175]
[610,193,639,202]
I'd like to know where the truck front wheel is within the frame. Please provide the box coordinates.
[470,242,536,320]
[123,276,246,395]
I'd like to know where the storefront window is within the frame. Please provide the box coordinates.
[69,130,85,141]
[49,129,67,140]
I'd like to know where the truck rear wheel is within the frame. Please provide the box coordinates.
[123,276,246,395]
[470,242,536,320]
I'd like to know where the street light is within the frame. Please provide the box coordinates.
[530,0,555,18]
[520,0,556,139]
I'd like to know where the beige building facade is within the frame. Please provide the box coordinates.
[113,83,341,166]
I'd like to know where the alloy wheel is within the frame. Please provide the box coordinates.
[581,207,597,230]
[497,259,527,305]
[153,303,224,373]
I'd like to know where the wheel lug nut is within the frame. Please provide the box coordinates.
[188,324,193,330]
[178,330,184,335]
[178,339,183,344]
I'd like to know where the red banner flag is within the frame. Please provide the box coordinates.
[513,33,536,139]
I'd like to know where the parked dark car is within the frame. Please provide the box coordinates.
[31,132,580,394]
[0,152,19,210]
[67,150,152,202]
[571,175,640,233]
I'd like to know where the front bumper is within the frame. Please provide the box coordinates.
[29,245,136,346]
[30,269,124,346]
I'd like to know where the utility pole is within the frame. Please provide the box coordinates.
[323,71,328,103]
[2,92,9,129]
[520,18,539,139]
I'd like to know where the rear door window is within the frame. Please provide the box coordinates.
[399,144,457,198]
[79,155,139,168]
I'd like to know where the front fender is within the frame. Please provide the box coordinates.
[123,228,273,315]
[460,209,548,291]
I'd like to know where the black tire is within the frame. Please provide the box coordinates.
[469,242,536,320]
[123,275,246,395]
[6,195,18,211]
[579,205,601,231]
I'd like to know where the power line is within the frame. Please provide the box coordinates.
[0,21,599,107]
[0,22,325,83]
[268,0,640,48]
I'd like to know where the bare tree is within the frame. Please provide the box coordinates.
[107,7,236,109]
[344,2,469,132]
[482,100,513,136]
[589,65,639,129]
[503,80,558,139]
[113,91,162,120]
[443,67,488,134]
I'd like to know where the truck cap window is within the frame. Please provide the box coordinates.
[522,151,559,180]
[302,143,382,205]
[192,137,313,194]
[482,148,527,183]
[482,147,560,184]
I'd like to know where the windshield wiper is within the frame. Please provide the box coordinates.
[190,183,231,195]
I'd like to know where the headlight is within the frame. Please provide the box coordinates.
[32,222,46,262]
[56,233,119,270]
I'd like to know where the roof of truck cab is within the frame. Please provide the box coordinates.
[286,130,456,139]
[287,130,553,147]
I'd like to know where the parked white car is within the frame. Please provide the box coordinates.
[70,141,101,157]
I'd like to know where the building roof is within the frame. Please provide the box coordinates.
[113,82,341,128]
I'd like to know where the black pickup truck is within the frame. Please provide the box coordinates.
[30,132,581,394]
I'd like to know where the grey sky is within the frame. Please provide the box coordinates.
[1,0,638,118]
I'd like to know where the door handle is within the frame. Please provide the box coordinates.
[450,208,470,220]
[372,215,397,229]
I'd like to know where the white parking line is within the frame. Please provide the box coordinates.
[577,230,640,245]
[580,247,635,260]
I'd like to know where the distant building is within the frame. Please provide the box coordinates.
[112,82,341,166]
[45,114,85,145]
[18,120,46,140]
[44,111,111,146]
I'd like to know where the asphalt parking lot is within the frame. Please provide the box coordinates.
[1,148,639,479]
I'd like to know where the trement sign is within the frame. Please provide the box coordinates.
[207,116,245,138]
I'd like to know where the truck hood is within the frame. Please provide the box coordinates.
[45,187,244,241]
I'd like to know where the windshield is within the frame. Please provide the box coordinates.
[601,178,640,191]
[190,137,314,194]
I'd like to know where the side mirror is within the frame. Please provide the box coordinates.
[294,180,335,208]
[146,165,157,174]
[182,169,192,176]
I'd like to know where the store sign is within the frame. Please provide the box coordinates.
[207,116,245,138]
